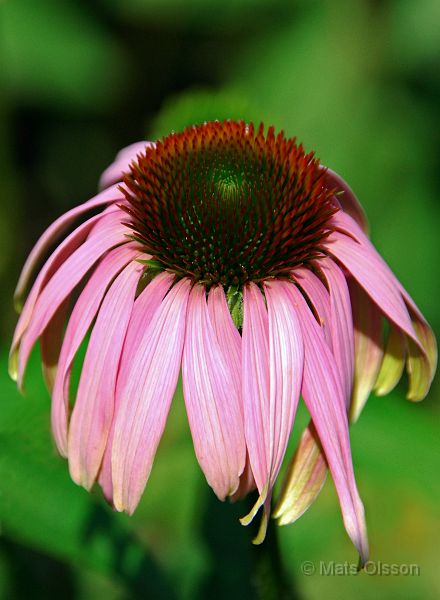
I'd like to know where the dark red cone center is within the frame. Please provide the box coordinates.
[122,120,337,287]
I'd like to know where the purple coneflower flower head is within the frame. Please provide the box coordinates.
[10,121,436,565]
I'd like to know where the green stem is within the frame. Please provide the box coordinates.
[251,512,298,600]
[197,490,299,600]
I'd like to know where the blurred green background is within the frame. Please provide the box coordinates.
[0,0,439,598]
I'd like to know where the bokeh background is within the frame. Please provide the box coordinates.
[0,0,439,598]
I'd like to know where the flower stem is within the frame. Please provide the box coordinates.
[198,489,299,599]
[250,510,298,600]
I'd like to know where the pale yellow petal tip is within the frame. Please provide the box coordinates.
[8,362,18,383]
[251,510,269,545]
[372,326,406,397]
[405,354,432,402]
[9,353,26,395]
[110,492,124,513]
[348,385,370,424]
[239,486,268,527]
[239,501,261,527]
[348,403,362,425]
[273,424,328,526]
[273,506,307,527]
[14,296,24,314]
[111,493,136,516]
[373,364,405,396]
[69,467,94,493]
[372,384,390,397]
[274,512,293,527]
[405,390,426,403]
[272,499,294,523]
[274,475,328,525]
[271,504,282,520]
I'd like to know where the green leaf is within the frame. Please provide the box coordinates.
[0,347,176,598]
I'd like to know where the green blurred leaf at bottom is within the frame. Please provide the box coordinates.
[0,347,176,598]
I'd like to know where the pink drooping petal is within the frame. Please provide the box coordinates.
[348,280,384,423]
[320,166,369,234]
[282,265,347,522]
[284,282,369,565]
[97,271,175,505]
[40,298,69,393]
[99,141,152,190]
[264,280,304,487]
[276,261,354,527]
[17,210,129,387]
[111,278,191,514]
[331,210,436,400]
[116,271,176,367]
[241,282,304,540]
[14,183,125,309]
[319,259,355,405]
[273,422,327,525]
[207,285,242,407]
[207,287,256,502]
[182,284,245,499]
[241,283,270,508]
[333,209,433,352]
[67,260,144,489]
[293,267,331,346]
[9,210,112,380]
[51,243,142,456]
[326,212,419,348]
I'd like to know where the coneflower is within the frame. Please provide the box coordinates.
[10,121,436,566]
